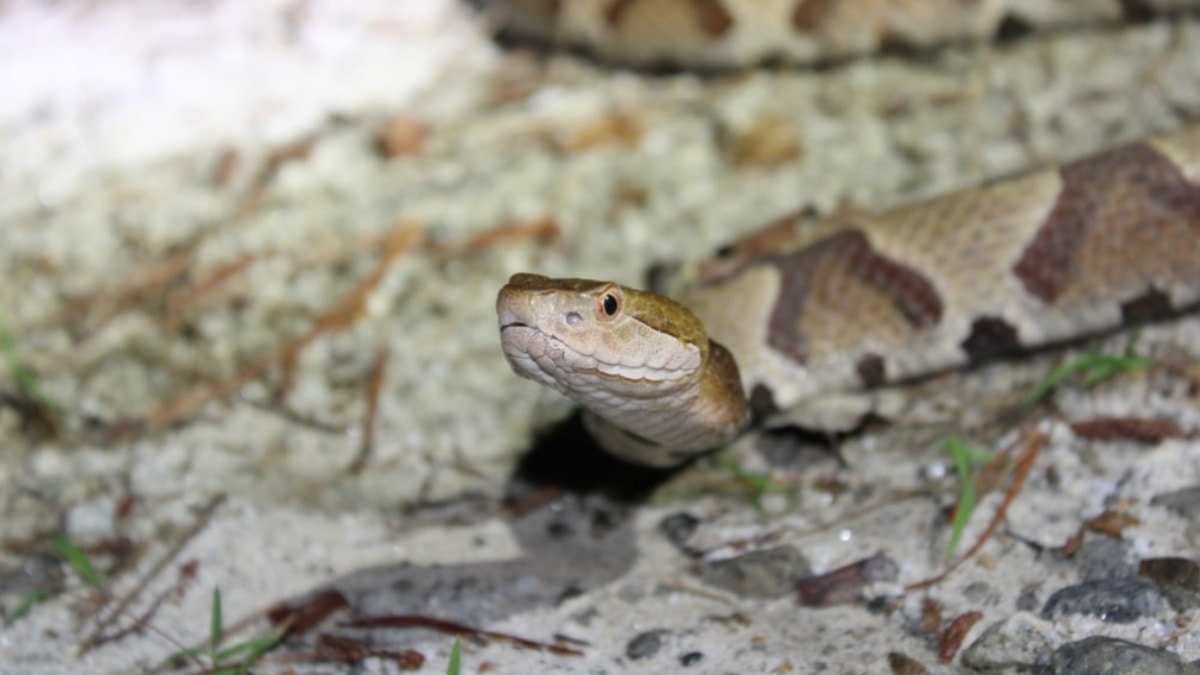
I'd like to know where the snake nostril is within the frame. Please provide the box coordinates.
[565,312,582,325]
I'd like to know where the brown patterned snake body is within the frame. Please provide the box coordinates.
[498,126,1200,466]
[488,0,1200,466]
[484,0,1200,68]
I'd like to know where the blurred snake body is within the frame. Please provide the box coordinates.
[484,0,1200,68]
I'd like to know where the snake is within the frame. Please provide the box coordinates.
[498,126,1200,466]
[482,0,1200,68]
[488,1,1200,467]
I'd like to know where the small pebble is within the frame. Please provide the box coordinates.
[960,612,1056,670]
[960,580,994,604]
[1041,577,1163,623]
[1151,485,1200,520]
[886,651,928,675]
[658,512,700,555]
[1053,636,1190,675]
[626,630,666,660]
[1139,557,1200,612]
[64,497,119,543]
[701,545,811,598]
[1015,584,1040,612]
[1078,538,1135,580]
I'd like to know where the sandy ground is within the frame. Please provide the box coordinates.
[1,1,1199,673]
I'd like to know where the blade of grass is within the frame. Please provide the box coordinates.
[0,314,53,408]
[210,587,223,655]
[447,637,462,675]
[172,586,283,673]
[52,536,106,589]
[942,436,980,560]
[4,590,53,626]
[245,632,285,673]
[908,429,1045,591]
[214,631,284,667]
[717,457,789,517]
[167,646,208,661]
[1025,334,1152,408]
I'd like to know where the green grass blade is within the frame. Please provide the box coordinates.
[0,314,52,408]
[4,590,53,626]
[447,637,462,675]
[717,457,789,517]
[164,646,208,665]
[942,436,979,560]
[236,631,285,675]
[213,632,282,664]
[210,587,223,655]
[1025,350,1152,408]
[52,536,105,589]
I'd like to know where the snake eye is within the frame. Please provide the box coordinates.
[598,291,621,319]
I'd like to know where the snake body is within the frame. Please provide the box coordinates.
[485,0,1200,68]
[498,127,1200,466]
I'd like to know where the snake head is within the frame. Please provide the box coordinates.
[496,273,709,395]
[497,273,748,466]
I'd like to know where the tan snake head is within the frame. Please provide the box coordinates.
[497,273,748,466]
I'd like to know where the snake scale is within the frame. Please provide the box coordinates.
[490,1,1200,467]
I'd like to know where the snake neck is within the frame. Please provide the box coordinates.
[581,338,749,467]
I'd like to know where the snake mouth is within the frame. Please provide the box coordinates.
[497,303,534,332]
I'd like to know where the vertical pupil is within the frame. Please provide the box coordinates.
[603,294,618,315]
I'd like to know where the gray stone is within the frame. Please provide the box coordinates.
[1041,576,1163,623]
[1015,584,1041,612]
[658,512,701,555]
[1151,485,1200,520]
[1078,538,1135,580]
[626,629,666,660]
[960,612,1056,670]
[961,580,994,604]
[1139,557,1200,612]
[1053,636,1192,675]
[701,545,812,599]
